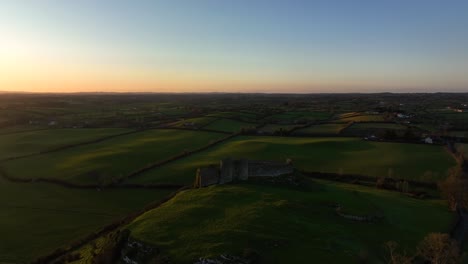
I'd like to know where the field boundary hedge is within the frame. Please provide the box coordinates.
[0,168,184,190]
[154,126,231,135]
[0,129,147,162]
[0,131,239,188]
[299,170,438,189]
[118,132,240,183]
[0,127,51,136]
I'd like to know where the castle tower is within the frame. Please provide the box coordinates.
[194,168,201,188]
[220,158,233,184]
[239,159,249,180]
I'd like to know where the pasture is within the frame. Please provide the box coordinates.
[172,117,217,128]
[0,128,131,160]
[342,123,407,136]
[338,115,386,122]
[1,129,225,184]
[292,123,348,135]
[127,180,451,263]
[203,118,255,132]
[450,131,468,138]
[129,136,456,185]
[0,177,173,263]
[207,111,259,122]
[265,111,331,123]
[258,124,301,134]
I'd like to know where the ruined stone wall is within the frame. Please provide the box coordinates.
[200,159,293,187]
[238,159,249,180]
[248,162,294,177]
[195,167,220,187]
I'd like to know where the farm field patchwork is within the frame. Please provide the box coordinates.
[129,136,456,185]
[1,93,467,263]
[171,117,217,128]
[292,123,348,135]
[346,123,406,130]
[0,128,131,160]
[342,123,408,136]
[338,115,386,122]
[207,111,259,122]
[258,124,301,134]
[265,111,331,123]
[0,177,174,263]
[0,129,226,184]
[126,180,452,263]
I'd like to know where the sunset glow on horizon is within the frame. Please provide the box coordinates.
[1,0,468,93]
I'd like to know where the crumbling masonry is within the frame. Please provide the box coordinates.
[194,158,294,188]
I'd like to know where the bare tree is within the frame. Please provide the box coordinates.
[384,241,412,264]
[417,233,459,264]
[439,165,468,211]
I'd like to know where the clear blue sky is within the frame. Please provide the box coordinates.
[1,0,467,92]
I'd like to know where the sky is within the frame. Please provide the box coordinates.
[0,0,467,93]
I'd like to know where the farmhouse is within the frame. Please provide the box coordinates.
[194,158,294,188]
[424,137,433,144]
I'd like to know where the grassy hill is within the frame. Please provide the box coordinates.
[292,123,347,135]
[0,128,131,160]
[203,118,255,132]
[125,180,451,263]
[0,177,174,263]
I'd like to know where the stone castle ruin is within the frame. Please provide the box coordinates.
[194,158,294,188]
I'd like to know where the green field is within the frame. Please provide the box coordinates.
[435,112,468,129]
[0,128,131,160]
[339,115,386,122]
[129,136,456,185]
[0,125,46,135]
[1,129,225,184]
[158,106,188,116]
[292,123,347,135]
[172,116,217,128]
[127,180,451,263]
[347,123,405,130]
[203,118,255,132]
[343,123,407,136]
[450,131,468,138]
[265,111,331,123]
[335,112,359,119]
[0,177,173,263]
[436,112,468,120]
[207,111,259,122]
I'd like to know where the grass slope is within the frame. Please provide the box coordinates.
[1,129,225,184]
[0,177,173,263]
[127,181,451,263]
[172,117,217,128]
[203,118,254,132]
[293,123,347,135]
[339,115,386,122]
[0,128,130,160]
[130,136,456,185]
[259,124,301,133]
[266,111,331,123]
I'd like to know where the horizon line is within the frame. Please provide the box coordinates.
[1,90,468,95]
